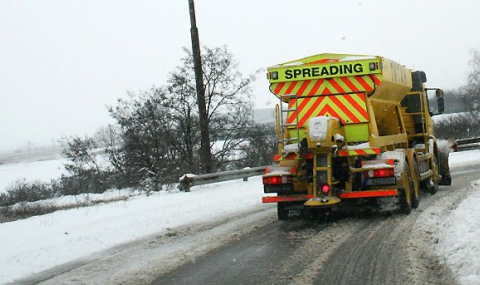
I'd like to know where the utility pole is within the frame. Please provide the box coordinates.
[188,0,212,173]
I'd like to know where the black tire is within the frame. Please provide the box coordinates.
[427,155,439,195]
[412,190,419,209]
[412,160,420,209]
[400,189,412,215]
[400,161,413,215]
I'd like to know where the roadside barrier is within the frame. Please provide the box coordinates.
[457,137,480,152]
[178,166,266,192]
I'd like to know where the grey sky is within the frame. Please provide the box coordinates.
[1,0,479,149]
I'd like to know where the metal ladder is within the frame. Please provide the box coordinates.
[279,94,300,151]
[279,95,333,198]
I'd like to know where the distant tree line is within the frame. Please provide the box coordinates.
[434,48,480,140]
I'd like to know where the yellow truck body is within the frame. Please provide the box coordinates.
[262,53,448,219]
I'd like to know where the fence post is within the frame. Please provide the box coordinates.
[178,175,193,192]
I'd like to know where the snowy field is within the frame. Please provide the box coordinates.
[0,159,66,194]
[0,150,479,284]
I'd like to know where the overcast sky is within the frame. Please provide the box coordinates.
[1,0,479,150]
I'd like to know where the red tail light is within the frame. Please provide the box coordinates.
[362,159,395,178]
[373,168,395,177]
[263,176,291,185]
[321,184,330,193]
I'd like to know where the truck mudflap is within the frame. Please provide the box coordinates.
[338,189,398,198]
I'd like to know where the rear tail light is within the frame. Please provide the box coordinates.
[320,183,330,193]
[263,175,292,185]
[366,168,395,178]
[362,159,395,178]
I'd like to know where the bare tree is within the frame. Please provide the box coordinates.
[60,135,106,194]
[433,50,480,140]
[61,136,101,173]
[97,46,259,189]
[108,89,181,188]
[94,125,123,172]
[434,113,480,139]
[462,49,480,115]
[163,46,259,172]
[232,123,277,169]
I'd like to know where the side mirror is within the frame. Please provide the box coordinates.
[437,97,445,113]
[436,89,445,113]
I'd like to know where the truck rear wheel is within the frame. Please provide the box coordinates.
[427,155,440,195]
[412,159,420,209]
[399,189,413,215]
[400,161,414,215]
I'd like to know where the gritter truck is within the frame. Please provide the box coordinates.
[262,53,451,219]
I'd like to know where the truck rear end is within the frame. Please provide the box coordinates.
[262,53,446,219]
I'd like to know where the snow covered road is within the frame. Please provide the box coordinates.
[0,150,480,284]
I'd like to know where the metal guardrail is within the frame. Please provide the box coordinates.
[178,166,266,192]
[457,137,480,152]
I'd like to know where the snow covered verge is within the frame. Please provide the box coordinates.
[436,179,480,285]
[0,176,273,284]
[409,150,480,285]
[0,150,479,284]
